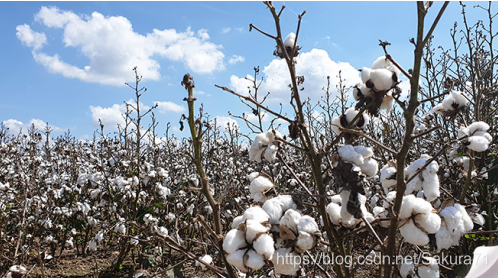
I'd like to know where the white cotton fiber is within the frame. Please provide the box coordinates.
[361,67,372,84]
[276,195,297,212]
[272,248,301,276]
[399,195,417,220]
[226,248,248,272]
[468,121,490,134]
[253,233,274,260]
[412,197,433,215]
[422,173,440,202]
[297,215,319,234]
[436,224,453,252]
[399,260,416,278]
[399,219,429,246]
[361,158,379,178]
[245,219,270,244]
[232,216,243,229]
[327,202,342,225]
[454,204,474,232]
[338,145,364,166]
[432,103,445,115]
[283,33,296,48]
[344,107,359,123]
[223,229,247,254]
[450,90,469,109]
[250,176,273,199]
[252,192,264,202]
[370,69,394,91]
[242,206,270,224]
[296,231,315,252]
[439,206,463,235]
[330,194,342,204]
[262,198,284,224]
[380,165,397,191]
[247,172,260,182]
[372,56,392,69]
[418,265,439,278]
[383,191,397,208]
[467,136,491,152]
[249,148,265,163]
[264,144,279,162]
[245,249,265,271]
[353,146,374,159]
[331,116,343,134]
[373,206,385,217]
[196,255,212,271]
[280,209,301,234]
[414,213,441,234]
[380,94,395,113]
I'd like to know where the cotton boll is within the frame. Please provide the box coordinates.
[379,211,391,228]
[249,147,265,163]
[449,90,469,109]
[405,175,423,196]
[436,224,454,252]
[262,198,284,224]
[372,206,385,217]
[432,103,445,115]
[297,215,319,234]
[412,197,434,215]
[245,249,265,271]
[338,145,364,166]
[245,220,270,244]
[353,146,374,159]
[467,136,491,152]
[330,194,342,204]
[226,248,249,272]
[276,195,297,212]
[370,69,394,91]
[399,219,429,246]
[296,231,315,252]
[340,191,357,227]
[473,213,485,226]
[441,94,456,111]
[283,32,296,48]
[361,67,372,84]
[400,260,416,278]
[418,264,439,278]
[252,192,264,202]
[468,121,490,134]
[223,229,247,254]
[331,116,343,134]
[372,56,393,69]
[454,204,474,232]
[361,158,379,178]
[196,255,213,271]
[264,144,279,162]
[353,84,363,101]
[250,176,273,199]
[414,213,441,234]
[280,209,301,234]
[383,191,396,208]
[253,233,275,260]
[327,202,342,225]
[247,172,260,182]
[232,215,242,229]
[242,206,270,224]
[360,83,372,97]
[399,195,417,220]
[474,131,493,142]
[380,166,397,191]
[439,206,463,236]
[380,94,395,113]
[272,248,301,276]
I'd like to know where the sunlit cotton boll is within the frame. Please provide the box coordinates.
[295,231,315,252]
[252,233,275,260]
[245,219,270,243]
[196,255,212,271]
[370,68,395,91]
[245,249,265,271]
[326,202,342,225]
[398,218,429,246]
[226,248,249,272]
[241,206,270,224]
[380,165,397,192]
[249,176,274,202]
[87,239,97,252]
[297,215,319,234]
[223,229,247,254]
[279,209,302,234]
[272,248,301,276]
[417,257,439,278]
[399,260,416,278]
[414,212,441,234]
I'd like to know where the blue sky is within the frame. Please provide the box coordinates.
[0,1,490,140]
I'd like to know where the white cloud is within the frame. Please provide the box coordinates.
[212,116,239,132]
[235,28,244,33]
[245,111,269,123]
[16,24,46,50]
[230,48,361,104]
[17,6,225,86]
[2,118,62,135]
[228,55,245,65]
[154,101,186,113]
[222,27,231,33]
[89,103,126,130]
[194,90,206,95]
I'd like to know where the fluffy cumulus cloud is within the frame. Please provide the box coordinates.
[212,116,239,132]
[154,101,185,113]
[228,55,245,65]
[2,118,62,135]
[89,99,151,130]
[16,6,225,86]
[229,49,361,104]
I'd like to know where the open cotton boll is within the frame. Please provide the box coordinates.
[340,191,357,227]
[399,219,430,246]
[245,219,270,243]
[454,204,474,232]
[372,206,385,217]
[380,165,397,191]
[412,197,434,215]
[436,224,454,251]
[414,213,441,234]
[272,248,301,276]
[226,248,249,272]
[399,195,417,220]
[196,255,213,271]
[405,175,423,196]
[418,259,439,278]
[468,121,490,134]
[247,172,260,182]
[283,32,296,48]
[361,158,379,178]
[245,249,265,271]
[266,129,283,142]
[379,211,391,228]
[232,216,244,229]
[467,136,491,152]
[400,260,416,278]
[242,206,270,224]
[344,107,359,123]
[372,56,393,69]
[249,148,265,163]
[253,233,274,260]
[338,145,364,166]
[380,94,395,113]
[264,144,279,162]
[432,103,445,115]
[296,231,315,252]
[250,176,273,201]
[421,174,440,202]
[330,194,342,204]
[280,209,302,234]
[276,195,297,212]
[383,191,397,208]
[439,206,463,237]
[331,116,343,134]
[370,69,394,91]
[327,202,342,225]
[449,90,469,109]
[361,67,372,84]
[353,146,374,159]
[262,198,284,224]
[474,131,493,142]
[298,215,319,234]
[223,229,248,254]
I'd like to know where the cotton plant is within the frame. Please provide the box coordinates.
[331,107,371,134]
[432,90,469,117]
[249,129,283,163]
[275,32,300,58]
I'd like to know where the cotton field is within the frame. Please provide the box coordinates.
[2,2,498,278]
